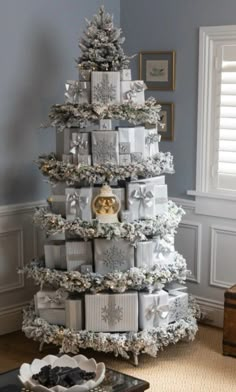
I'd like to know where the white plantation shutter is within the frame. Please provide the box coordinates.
[215,45,236,191]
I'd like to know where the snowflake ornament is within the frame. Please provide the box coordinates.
[103,245,126,270]
[93,74,117,104]
[101,302,123,325]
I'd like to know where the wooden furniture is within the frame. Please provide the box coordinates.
[0,367,150,392]
[223,284,236,357]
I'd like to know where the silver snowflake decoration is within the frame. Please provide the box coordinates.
[93,74,117,104]
[103,245,126,270]
[93,138,117,162]
[101,302,123,325]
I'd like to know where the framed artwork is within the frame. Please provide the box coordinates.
[139,51,176,90]
[158,103,174,141]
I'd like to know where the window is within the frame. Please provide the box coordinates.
[193,26,236,197]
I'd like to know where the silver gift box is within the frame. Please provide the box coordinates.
[136,241,154,268]
[65,298,83,330]
[85,292,138,332]
[118,127,136,154]
[77,154,92,165]
[164,282,188,294]
[91,71,120,105]
[65,187,92,221]
[48,195,66,216]
[154,184,168,215]
[66,241,93,272]
[62,154,73,164]
[79,69,91,81]
[120,81,146,104]
[70,132,90,164]
[99,119,112,130]
[168,291,189,323]
[94,239,134,274]
[65,80,91,104]
[127,182,155,220]
[44,242,66,270]
[36,289,68,310]
[119,154,131,165]
[139,290,169,330]
[120,69,132,81]
[145,127,160,158]
[39,308,66,326]
[64,128,79,154]
[91,131,119,165]
[131,176,165,187]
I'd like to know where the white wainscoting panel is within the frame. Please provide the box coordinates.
[210,225,236,289]
[175,221,201,283]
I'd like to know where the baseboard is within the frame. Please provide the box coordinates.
[196,296,224,328]
[0,302,29,335]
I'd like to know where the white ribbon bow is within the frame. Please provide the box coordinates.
[66,191,89,218]
[146,298,169,327]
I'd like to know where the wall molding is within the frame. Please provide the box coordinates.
[210,225,236,289]
[0,227,24,293]
[179,220,202,284]
[196,295,224,328]
[0,301,30,335]
[0,199,46,216]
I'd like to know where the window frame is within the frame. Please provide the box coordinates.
[191,25,236,199]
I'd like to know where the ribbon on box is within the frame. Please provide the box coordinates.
[146,297,169,327]
[65,81,81,103]
[125,81,146,101]
[130,186,154,218]
[41,289,67,307]
[70,135,88,156]
[66,191,89,219]
[145,132,161,157]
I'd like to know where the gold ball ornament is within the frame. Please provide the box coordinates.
[92,184,121,224]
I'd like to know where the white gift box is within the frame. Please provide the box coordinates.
[65,80,91,104]
[136,241,154,268]
[164,282,188,294]
[94,239,134,274]
[85,292,138,332]
[131,152,143,163]
[77,154,92,165]
[36,289,68,310]
[139,290,169,330]
[127,182,155,220]
[134,127,146,159]
[99,119,112,130]
[70,132,90,164]
[65,188,92,221]
[131,176,165,187]
[155,184,168,215]
[39,308,66,326]
[145,127,160,158]
[120,69,132,81]
[91,72,120,105]
[152,237,175,265]
[48,195,66,216]
[92,131,119,165]
[118,127,136,154]
[65,298,83,330]
[168,291,189,323]
[120,81,146,104]
[66,241,93,272]
[44,242,66,270]
[119,154,131,165]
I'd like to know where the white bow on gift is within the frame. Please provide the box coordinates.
[130,187,154,218]
[66,191,89,218]
[70,135,88,156]
[146,298,169,327]
[125,81,147,101]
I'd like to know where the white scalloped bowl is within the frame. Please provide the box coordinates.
[18,354,106,392]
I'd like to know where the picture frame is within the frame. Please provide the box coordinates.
[139,51,176,90]
[158,103,174,141]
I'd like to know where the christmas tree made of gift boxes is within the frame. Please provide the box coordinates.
[22,6,198,364]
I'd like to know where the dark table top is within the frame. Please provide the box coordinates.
[0,367,150,392]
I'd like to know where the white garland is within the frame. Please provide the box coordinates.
[21,252,188,293]
[22,298,199,360]
[47,99,162,132]
[34,200,184,243]
[37,152,174,186]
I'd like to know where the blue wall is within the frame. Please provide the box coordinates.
[120,0,236,198]
[0,0,120,205]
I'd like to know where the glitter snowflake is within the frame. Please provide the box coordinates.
[93,74,117,104]
[101,302,123,325]
[93,138,117,163]
[103,245,126,270]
